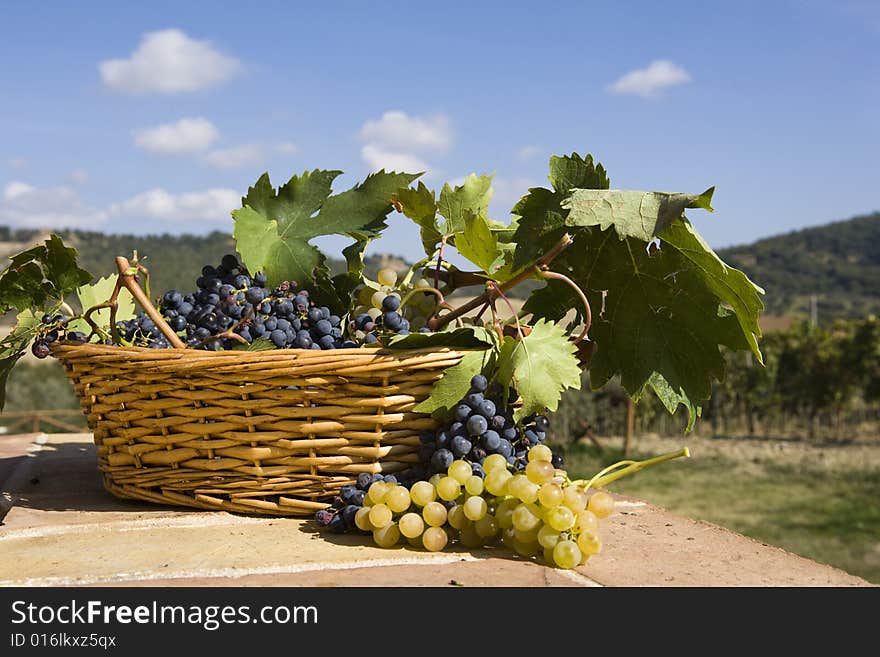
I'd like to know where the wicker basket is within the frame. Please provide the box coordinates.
[50,341,463,516]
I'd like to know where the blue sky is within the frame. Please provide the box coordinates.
[0,0,877,263]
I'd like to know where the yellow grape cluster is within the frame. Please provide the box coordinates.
[354,444,615,569]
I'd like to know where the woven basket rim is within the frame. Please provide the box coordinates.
[50,340,469,360]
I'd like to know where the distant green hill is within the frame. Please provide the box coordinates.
[717,212,880,322]
[1,211,878,323]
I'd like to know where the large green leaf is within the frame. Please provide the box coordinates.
[563,187,715,241]
[0,235,92,314]
[233,170,419,292]
[516,152,763,426]
[437,173,494,236]
[455,214,506,275]
[495,319,582,422]
[43,234,93,296]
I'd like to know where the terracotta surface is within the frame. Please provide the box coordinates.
[0,433,872,587]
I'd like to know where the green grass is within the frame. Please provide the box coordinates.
[561,443,880,585]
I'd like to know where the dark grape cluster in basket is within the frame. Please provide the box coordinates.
[99,254,419,351]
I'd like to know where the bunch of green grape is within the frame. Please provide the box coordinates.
[351,267,438,340]
[352,443,615,569]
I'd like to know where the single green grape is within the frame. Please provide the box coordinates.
[511,503,542,532]
[525,459,555,485]
[587,491,615,518]
[385,485,412,513]
[373,522,400,548]
[354,506,373,532]
[537,524,562,549]
[422,526,448,552]
[483,453,508,473]
[422,501,448,527]
[553,540,582,569]
[529,444,553,462]
[377,268,398,287]
[448,460,473,484]
[463,495,488,522]
[538,482,564,508]
[368,503,392,529]
[464,475,484,496]
[410,480,436,507]
[398,512,425,539]
[437,476,462,502]
[447,504,467,530]
[546,505,575,531]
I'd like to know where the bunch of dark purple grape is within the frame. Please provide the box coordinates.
[420,374,559,476]
[117,254,359,350]
[29,313,87,358]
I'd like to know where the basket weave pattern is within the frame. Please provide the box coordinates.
[51,342,462,516]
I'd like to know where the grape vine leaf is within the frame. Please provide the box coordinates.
[516,152,763,427]
[512,153,610,269]
[413,348,496,417]
[455,213,507,275]
[0,310,39,411]
[0,234,92,313]
[495,319,582,422]
[524,221,764,424]
[232,337,275,351]
[232,169,420,301]
[392,182,441,255]
[67,275,135,337]
[385,326,496,350]
[563,187,715,241]
[437,174,494,236]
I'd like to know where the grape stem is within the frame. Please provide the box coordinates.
[571,447,690,492]
[114,256,186,348]
[433,236,448,290]
[538,269,592,342]
[433,233,575,330]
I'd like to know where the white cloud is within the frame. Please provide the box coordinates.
[358,110,452,174]
[203,144,264,169]
[69,169,89,185]
[109,187,239,223]
[4,181,35,200]
[359,111,453,153]
[517,146,542,161]
[360,144,429,174]
[0,182,107,229]
[99,28,241,94]
[606,60,692,98]
[275,141,298,155]
[133,117,219,155]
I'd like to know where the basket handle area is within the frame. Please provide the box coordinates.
[115,256,187,349]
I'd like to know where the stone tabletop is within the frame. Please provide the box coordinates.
[0,432,871,587]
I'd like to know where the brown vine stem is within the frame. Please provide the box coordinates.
[433,236,447,290]
[433,233,575,330]
[115,256,186,349]
[539,269,592,343]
